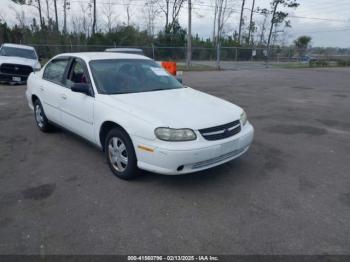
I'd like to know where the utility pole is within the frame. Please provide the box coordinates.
[216,0,223,70]
[54,0,59,32]
[92,0,97,35]
[247,0,255,45]
[38,0,44,28]
[63,0,67,34]
[238,0,245,44]
[186,0,192,69]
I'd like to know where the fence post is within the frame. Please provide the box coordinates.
[288,47,291,62]
[235,47,238,61]
[216,42,221,70]
[152,44,155,60]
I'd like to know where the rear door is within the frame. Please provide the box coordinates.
[40,57,70,124]
[59,58,95,142]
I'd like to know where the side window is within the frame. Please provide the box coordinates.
[66,60,90,88]
[43,59,69,85]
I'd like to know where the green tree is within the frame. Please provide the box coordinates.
[0,22,11,43]
[156,20,187,60]
[294,35,311,55]
[266,0,299,53]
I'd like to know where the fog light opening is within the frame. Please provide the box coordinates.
[177,165,184,172]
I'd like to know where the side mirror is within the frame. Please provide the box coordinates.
[71,83,92,96]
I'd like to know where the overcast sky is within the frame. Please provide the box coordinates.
[1,0,350,48]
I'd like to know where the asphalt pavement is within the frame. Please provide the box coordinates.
[0,67,349,254]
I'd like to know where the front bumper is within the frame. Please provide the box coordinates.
[0,73,29,83]
[134,122,254,175]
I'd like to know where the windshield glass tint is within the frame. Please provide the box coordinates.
[89,59,183,94]
[0,46,37,60]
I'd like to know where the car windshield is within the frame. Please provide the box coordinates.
[0,46,37,60]
[89,59,183,94]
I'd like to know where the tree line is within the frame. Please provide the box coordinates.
[0,0,327,60]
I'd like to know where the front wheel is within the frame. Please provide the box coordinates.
[105,128,138,180]
[33,99,53,132]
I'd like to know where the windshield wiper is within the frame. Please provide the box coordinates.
[109,91,135,95]
[143,88,166,92]
[108,88,180,95]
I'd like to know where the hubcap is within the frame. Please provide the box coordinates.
[35,104,44,128]
[108,137,128,172]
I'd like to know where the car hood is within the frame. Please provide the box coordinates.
[0,56,38,68]
[103,87,243,130]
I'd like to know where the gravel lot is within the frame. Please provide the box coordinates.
[0,68,350,255]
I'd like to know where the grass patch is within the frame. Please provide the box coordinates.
[272,63,311,69]
[177,63,217,71]
[272,60,350,69]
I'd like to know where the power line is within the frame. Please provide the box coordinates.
[189,2,349,22]
[69,0,349,23]
[295,0,350,10]
[294,27,350,34]
[296,4,350,17]
[286,15,348,22]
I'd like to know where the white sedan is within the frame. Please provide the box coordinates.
[26,52,254,179]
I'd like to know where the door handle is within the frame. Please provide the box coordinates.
[61,94,67,100]
[39,86,44,91]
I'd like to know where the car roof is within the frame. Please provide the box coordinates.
[54,52,151,61]
[2,43,36,50]
[105,48,143,52]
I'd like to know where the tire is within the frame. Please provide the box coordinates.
[33,99,53,132]
[105,128,138,180]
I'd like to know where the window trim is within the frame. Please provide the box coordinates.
[66,58,92,84]
[65,57,95,97]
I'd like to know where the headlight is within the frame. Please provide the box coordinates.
[240,111,248,126]
[155,127,197,141]
[33,62,41,72]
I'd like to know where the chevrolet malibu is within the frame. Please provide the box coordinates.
[26,52,254,179]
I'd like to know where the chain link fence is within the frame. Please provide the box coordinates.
[25,44,350,70]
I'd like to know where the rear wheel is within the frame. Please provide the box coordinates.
[33,99,53,132]
[105,128,138,179]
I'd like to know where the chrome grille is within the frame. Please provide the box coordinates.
[192,147,246,169]
[0,63,33,76]
[199,120,241,141]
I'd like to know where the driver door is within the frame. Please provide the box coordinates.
[59,58,95,142]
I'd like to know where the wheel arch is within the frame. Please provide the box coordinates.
[99,121,132,151]
[31,94,39,104]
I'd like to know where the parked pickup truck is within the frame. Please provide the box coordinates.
[0,43,41,84]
